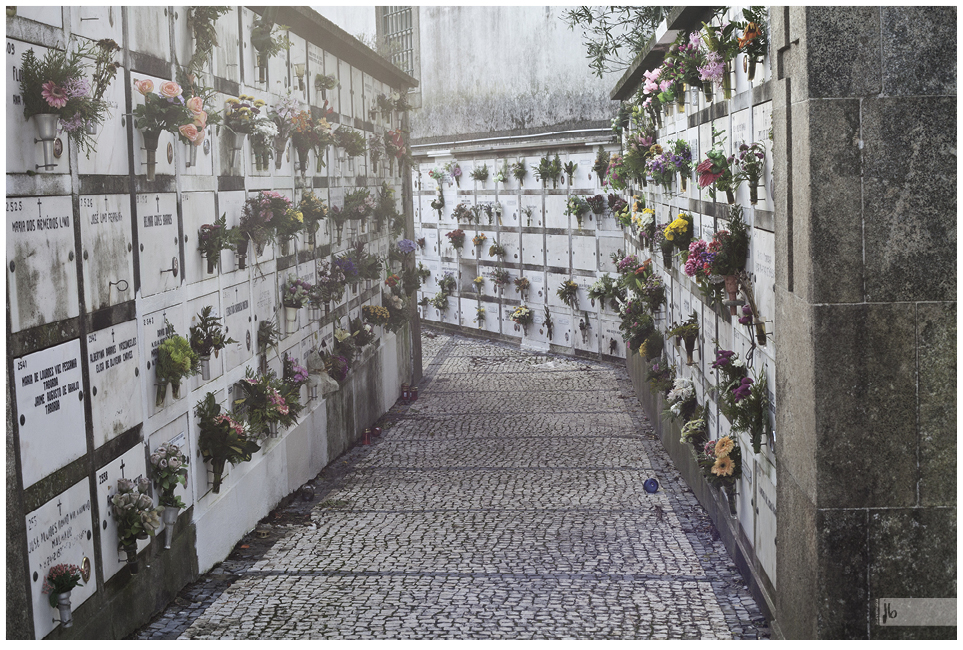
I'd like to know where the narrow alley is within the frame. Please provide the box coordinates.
[134,329,769,640]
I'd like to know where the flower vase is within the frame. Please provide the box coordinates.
[680,175,688,193]
[723,62,733,100]
[684,337,696,366]
[274,136,286,169]
[268,421,279,438]
[296,144,310,174]
[284,306,299,334]
[725,189,736,205]
[171,381,181,400]
[257,55,267,83]
[32,113,60,171]
[187,142,197,168]
[307,230,316,250]
[206,255,217,274]
[280,238,290,257]
[224,129,246,167]
[210,458,226,493]
[162,506,179,549]
[723,274,741,316]
[56,592,73,628]
[200,355,211,381]
[155,381,168,408]
[750,183,759,205]
[746,56,757,82]
[661,246,673,268]
[307,303,321,321]
[677,94,685,114]
[236,238,248,270]
[123,543,139,574]
[142,131,160,181]
[703,81,714,103]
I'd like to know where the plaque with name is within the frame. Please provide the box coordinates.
[136,193,180,297]
[143,303,186,418]
[26,479,96,639]
[7,194,80,332]
[147,413,194,515]
[95,445,150,582]
[87,319,142,447]
[80,194,134,311]
[15,339,87,488]
[181,192,218,282]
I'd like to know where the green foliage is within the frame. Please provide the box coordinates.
[195,392,261,493]
[186,7,232,77]
[157,324,200,387]
[190,305,237,358]
[562,6,670,77]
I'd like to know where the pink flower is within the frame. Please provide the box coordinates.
[643,79,659,94]
[179,123,199,141]
[41,81,67,109]
[191,128,206,146]
[158,81,182,98]
[193,110,208,128]
[133,79,154,95]
[659,80,672,92]
[185,96,204,114]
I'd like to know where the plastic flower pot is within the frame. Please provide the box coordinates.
[155,381,168,407]
[750,183,759,205]
[32,113,60,171]
[284,306,298,334]
[142,131,160,181]
[187,142,197,168]
[171,381,182,400]
[162,506,179,549]
[236,237,248,270]
[362,428,371,445]
[296,144,310,174]
[273,135,286,169]
[56,591,73,628]
[703,81,714,103]
[200,355,211,381]
[684,337,697,366]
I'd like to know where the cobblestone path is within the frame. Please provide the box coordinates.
[133,329,769,640]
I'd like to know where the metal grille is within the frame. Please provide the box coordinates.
[378,6,414,76]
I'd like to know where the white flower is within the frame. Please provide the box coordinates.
[733,358,745,368]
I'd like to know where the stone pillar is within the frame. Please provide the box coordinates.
[772,6,956,639]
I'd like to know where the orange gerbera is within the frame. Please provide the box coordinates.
[712,455,735,477]
[739,23,762,49]
[714,436,735,457]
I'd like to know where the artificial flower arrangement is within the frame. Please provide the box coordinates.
[511,159,527,184]
[383,291,412,333]
[196,392,260,493]
[646,357,676,397]
[19,38,120,158]
[637,67,664,128]
[396,238,418,257]
[349,316,376,349]
[334,241,382,285]
[427,166,446,186]
[602,153,628,191]
[472,233,488,248]
[416,262,432,284]
[42,564,85,610]
[314,73,339,93]
[488,240,507,259]
[249,111,278,170]
[623,133,656,186]
[667,313,701,365]
[586,194,606,215]
[223,94,263,134]
[312,261,346,310]
[273,206,304,253]
[735,141,767,204]
[383,129,411,174]
[663,212,695,253]
[343,187,376,226]
[685,205,749,310]
[696,128,738,203]
[521,205,535,227]
[156,323,200,405]
[197,213,239,273]
[438,272,457,295]
[588,273,627,312]
[236,368,302,438]
[655,226,674,268]
[565,195,590,230]
[131,78,202,178]
[738,7,768,80]
[251,12,290,79]
[241,190,292,254]
[362,304,391,327]
[429,291,450,313]
[283,353,310,391]
[445,229,466,251]
[663,377,699,423]
[150,442,189,509]
[281,274,312,308]
[509,305,534,327]
[645,145,676,190]
[514,276,531,297]
[557,279,580,310]
[535,154,563,189]
[299,191,327,243]
[633,206,656,248]
[470,163,489,182]
[700,434,743,491]
[291,107,334,172]
[430,192,445,219]
[618,298,655,352]
[444,160,463,187]
[257,319,280,357]
[490,268,511,290]
[473,275,485,293]
[563,161,578,185]
[670,139,694,191]
[189,305,237,363]
[614,252,642,275]
[333,125,367,157]
[475,305,486,326]
[111,477,161,553]
[452,203,473,224]
[712,348,770,453]
[700,13,741,100]
[639,275,667,314]
[592,145,610,183]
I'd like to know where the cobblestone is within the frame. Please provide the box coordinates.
[132,328,770,640]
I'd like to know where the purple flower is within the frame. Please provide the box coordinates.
[63,77,90,99]
[397,239,417,254]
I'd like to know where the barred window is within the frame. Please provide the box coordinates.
[377,6,414,76]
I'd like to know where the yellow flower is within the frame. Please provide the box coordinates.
[639,341,648,356]
[712,455,735,477]
[714,436,734,457]
[643,208,654,215]
[225,98,239,105]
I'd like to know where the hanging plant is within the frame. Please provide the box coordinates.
[251,11,290,80]
[557,279,580,310]
[511,160,527,184]
[470,163,489,182]
[592,145,610,183]
[563,161,578,185]
[185,7,232,77]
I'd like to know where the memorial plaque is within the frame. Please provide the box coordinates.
[545,234,569,267]
[127,6,168,58]
[754,459,778,586]
[136,193,180,297]
[520,233,543,266]
[571,236,598,271]
[543,195,567,229]
[26,480,96,639]
[87,320,142,448]
[79,194,134,311]
[143,303,186,418]
[211,8,239,83]
[573,313,599,352]
[8,40,57,175]
[15,339,86,489]
[221,281,252,372]
[95,445,150,582]
[77,78,128,177]
[528,272,546,303]
[7,194,79,332]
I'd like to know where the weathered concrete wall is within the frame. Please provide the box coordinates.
[771,5,956,640]
[6,5,416,639]
[411,6,620,141]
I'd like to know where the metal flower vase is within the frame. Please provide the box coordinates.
[56,591,73,628]
[200,355,211,381]
[142,131,160,181]
[32,113,60,171]
[155,381,168,408]
[236,237,248,270]
[162,506,179,549]
[268,421,280,438]
[273,135,286,169]
[224,129,247,168]
[723,275,744,316]
[122,543,139,574]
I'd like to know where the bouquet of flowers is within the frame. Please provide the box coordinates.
[696,129,738,202]
[250,114,278,168]
[42,564,85,607]
[334,125,366,157]
[236,369,302,437]
[150,442,189,508]
[156,325,200,402]
[563,161,578,185]
[602,154,628,191]
[592,145,610,183]
[645,146,675,190]
[514,276,530,296]
[281,275,312,308]
[639,275,667,314]
[470,163,489,182]
[664,377,698,423]
[196,392,260,493]
[472,233,488,247]
[511,160,527,184]
[509,305,534,326]
[430,192,445,218]
[362,304,391,326]
[283,354,309,389]
[438,272,457,295]
[444,160,463,187]
[429,291,450,313]
[708,205,750,277]
[189,305,237,359]
[132,78,194,143]
[588,273,626,311]
[197,213,238,271]
[557,279,580,310]
[313,261,346,306]
[646,358,675,397]
[738,7,769,80]
[633,206,656,247]
[452,203,473,223]
[618,299,655,351]
[473,275,485,292]
[714,349,770,452]
[670,139,694,190]
[273,206,304,247]
[699,435,743,488]
[663,212,694,252]
[299,191,327,239]
[735,141,767,204]
[111,477,161,547]
[491,268,511,289]
[445,229,466,251]
[586,194,606,215]
[241,190,293,253]
[488,241,507,258]
[565,196,590,229]
[223,95,263,134]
